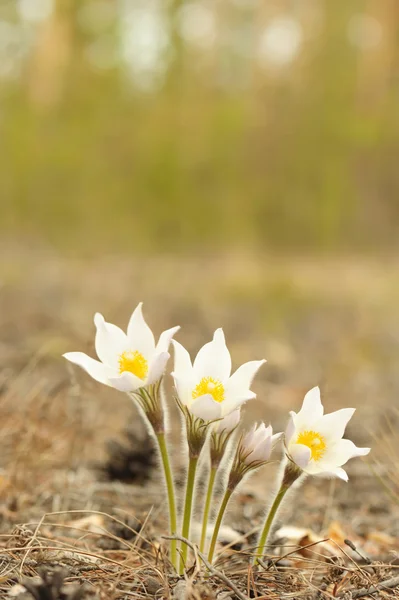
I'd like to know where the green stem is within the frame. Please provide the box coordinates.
[156,432,178,571]
[208,488,233,563]
[199,466,217,553]
[179,456,199,573]
[255,484,289,563]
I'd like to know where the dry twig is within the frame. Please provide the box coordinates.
[163,535,248,600]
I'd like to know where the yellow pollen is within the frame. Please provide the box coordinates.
[192,377,225,403]
[118,350,148,380]
[296,430,326,462]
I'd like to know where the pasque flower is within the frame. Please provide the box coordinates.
[64,303,180,570]
[228,423,282,490]
[175,331,264,572]
[241,423,282,465]
[207,422,282,563]
[172,329,265,420]
[64,303,179,393]
[285,386,370,481]
[255,387,371,564]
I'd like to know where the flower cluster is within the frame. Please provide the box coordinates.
[64,303,370,572]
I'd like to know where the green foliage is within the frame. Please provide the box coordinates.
[1,1,399,253]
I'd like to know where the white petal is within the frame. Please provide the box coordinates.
[321,467,349,481]
[63,352,115,386]
[316,408,356,443]
[324,438,370,467]
[172,340,193,377]
[147,352,170,385]
[156,326,180,354]
[249,436,272,463]
[109,372,144,392]
[223,397,250,418]
[285,413,296,445]
[193,328,232,381]
[251,423,268,447]
[224,360,266,397]
[289,443,312,469]
[94,313,129,367]
[242,424,257,451]
[127,303,156,357]
[215,408,240,433]
[296,386,324,424]
[221,391,256,416]
[172,374,194,406]
[190,395,222,420]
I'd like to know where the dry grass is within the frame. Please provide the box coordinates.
[0,245,398,598]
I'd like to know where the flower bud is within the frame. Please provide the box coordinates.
[242,423,282,465]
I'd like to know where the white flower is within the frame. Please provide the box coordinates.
[285,387,370,481]
[172,329,266,420]
[241,423,282,464]
[64,303,180,393]
[214,409,241,434]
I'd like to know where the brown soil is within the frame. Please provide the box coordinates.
[0,244,398,599]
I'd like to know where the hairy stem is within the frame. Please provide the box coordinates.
[156,432,178,570]
[199,466,218,553]
[179,456,199,573]
[255,483,289,563]
[208,488,233,563]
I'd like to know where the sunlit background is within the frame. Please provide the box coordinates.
[1,0,399,252]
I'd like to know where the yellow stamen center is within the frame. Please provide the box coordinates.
[296,430,326,462]
[118,350,148,380]
[192,377,225,403]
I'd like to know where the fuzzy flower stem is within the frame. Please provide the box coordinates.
[255,460,301,564]
[199,466,218,553]
[207,487,233,564]
[179,455,199,573]
[254,483,289,563]
[155,432,178,571]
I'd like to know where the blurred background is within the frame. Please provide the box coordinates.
[1,0,399,252]
[0,0,398,534]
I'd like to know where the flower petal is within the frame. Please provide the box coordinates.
[242,424,257,451]
[63,352,115,386]
[316,408,356,443]
[250,436,272,463]
[289,443,312,469]
[193,329,232,381]
[215,408,241,433]
[294,387,324,428]
[127,303,156,357]
[156,326,180,354]
[190,395,222,420]
[94,313,129,367]
[172,374,195,406]
[224,359,266,397]
[251,423,269,448]
[147,351,170,385]
[221,391,256,416]
[320,467,349,481]
[109,372,144,392]
[172,340,193,377]
[285,413,296,445]
[323,438,370,467]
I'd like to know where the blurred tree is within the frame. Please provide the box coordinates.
[0,0,398,253]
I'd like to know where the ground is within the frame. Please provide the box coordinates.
[0,243,398,598]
